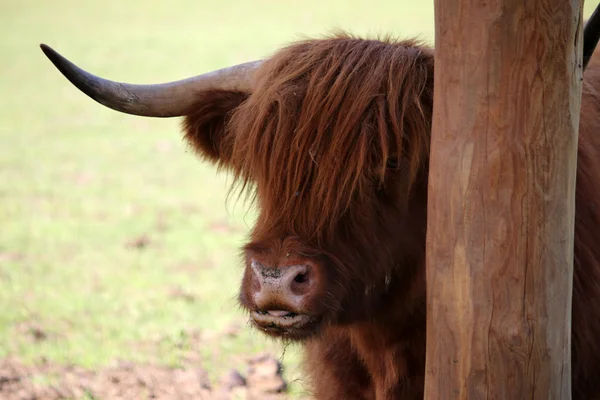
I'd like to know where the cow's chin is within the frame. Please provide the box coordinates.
[249,310,323,340]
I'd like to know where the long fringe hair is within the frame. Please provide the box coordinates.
[201,33,434,242]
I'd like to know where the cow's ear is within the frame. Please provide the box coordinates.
[182,89,249,165]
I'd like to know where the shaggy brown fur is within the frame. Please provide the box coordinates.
[183,34,600,399]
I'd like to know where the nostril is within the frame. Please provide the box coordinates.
[290,267,312,295]
[294,271,309,284]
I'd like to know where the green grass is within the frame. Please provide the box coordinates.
[0,0,597,397]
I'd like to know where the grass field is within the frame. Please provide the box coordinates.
[0,0,596,398]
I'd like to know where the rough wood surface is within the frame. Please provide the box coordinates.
[424,0,584,399]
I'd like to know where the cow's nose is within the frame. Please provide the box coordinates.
[250,260,313,311]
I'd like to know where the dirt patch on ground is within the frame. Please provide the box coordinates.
[0,354,312,400]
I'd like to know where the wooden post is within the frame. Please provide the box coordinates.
[424,0,583,399]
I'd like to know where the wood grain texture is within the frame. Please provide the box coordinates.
[424,0,584,399]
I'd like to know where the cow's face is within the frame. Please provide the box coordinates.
[184,37,434,340]
[234,169,430,340]
[40,35,433,341]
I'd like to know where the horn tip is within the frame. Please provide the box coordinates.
[39,43,58,60]
[39,44,74,79]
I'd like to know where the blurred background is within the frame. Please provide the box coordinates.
[0,1,596,399]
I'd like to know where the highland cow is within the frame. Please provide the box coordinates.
[40,13,600,399]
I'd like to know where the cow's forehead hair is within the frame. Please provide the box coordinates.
[220,34,433,242]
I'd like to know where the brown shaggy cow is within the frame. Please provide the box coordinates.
[41,22,600,400]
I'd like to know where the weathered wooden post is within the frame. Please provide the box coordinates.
[424,0,584,398]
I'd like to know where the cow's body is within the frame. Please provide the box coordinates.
[183,36,600,399]
[41,30,600,399]
[569,51,600,399]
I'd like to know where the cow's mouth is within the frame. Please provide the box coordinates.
[250,310,322,339]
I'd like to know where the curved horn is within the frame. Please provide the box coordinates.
[583,3,600,70]
[39,44,261,118]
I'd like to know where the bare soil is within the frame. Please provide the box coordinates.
[0,353,312,400]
